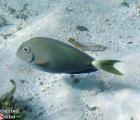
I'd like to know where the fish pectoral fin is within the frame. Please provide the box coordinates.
[34,58,48,65]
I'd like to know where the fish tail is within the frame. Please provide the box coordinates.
[92,60,123,75]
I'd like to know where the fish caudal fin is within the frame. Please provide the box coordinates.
[92,60,123,75]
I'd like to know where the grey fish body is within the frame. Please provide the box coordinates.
[16,37,123,75]
[16,37,97,74]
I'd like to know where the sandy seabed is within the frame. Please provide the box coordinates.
[0,0,140,120]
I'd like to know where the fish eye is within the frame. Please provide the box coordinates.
[23,47,30,53]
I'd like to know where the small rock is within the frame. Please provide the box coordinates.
[65,7,73,12]
[0,16,8,27]
[25,105,33,112]
[86,105,99,111]
[91,107,98,111]
[14,14,20,19]
[73,78,80,84]
[76,25,88,31]
[121,1,129,7]
[20,14,28,20]
[27,97,33,101]
[38,111,44,116]
[0,25,21,37]
[20,3,29,13]
[8,7,16,14]
[19,80,25,84]
[70,74,75,78]
[39,82,43,86]
[127,42,133,44]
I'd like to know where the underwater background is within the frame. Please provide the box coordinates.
[0,0,140,120]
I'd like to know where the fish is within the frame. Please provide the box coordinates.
[16,37,123,75]
[68,38,108,51]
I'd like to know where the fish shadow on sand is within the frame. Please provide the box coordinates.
[63,74,133,92]
[63,74,106,92]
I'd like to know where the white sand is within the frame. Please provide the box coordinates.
[0,0,140,120]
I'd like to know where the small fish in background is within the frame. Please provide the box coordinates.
[68,37,108,51]
[16,37,123,75]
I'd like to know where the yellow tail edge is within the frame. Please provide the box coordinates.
[92,60,123,75]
